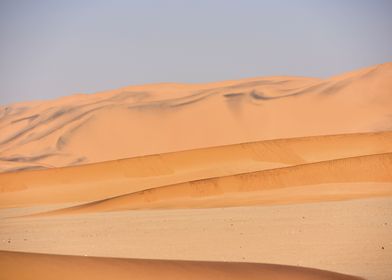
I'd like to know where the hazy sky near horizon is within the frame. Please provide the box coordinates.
[0,0,391,105]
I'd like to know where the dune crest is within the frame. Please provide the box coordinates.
[38,152,392,215]
[0,250,364,280]
[1,131,391,208]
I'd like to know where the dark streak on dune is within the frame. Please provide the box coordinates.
[128,91,212,110]
[1,95,141,147]
[45,108,76,122]
[4,165,47,172]
[224,93,245,98]
[70,157,88,165]
[224,93,247,113]
[10,114,40,124]
[287,82,327,97]
[169,94,212,108]
[247,80,335,101]
[250,91,274,100]
[56,115,95,150]
[320,80,350,95]
[249,89,305,101]
[0,153,54,163]
[56,136,66,150]
[10,105,112,147]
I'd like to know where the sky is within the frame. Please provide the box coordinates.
[0,0,391,105]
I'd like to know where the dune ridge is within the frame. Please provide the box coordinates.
[1,131,392,208]
[0,250,363,280]
[38,152,392,215]
[1,62,391,173]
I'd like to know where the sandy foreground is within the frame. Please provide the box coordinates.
[0,197,391,279]
[1,63,392,279]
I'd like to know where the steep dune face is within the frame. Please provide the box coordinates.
[0,251,363,280]
[42,153,392,215]
[0,62,391,172]
[1,131,391,208]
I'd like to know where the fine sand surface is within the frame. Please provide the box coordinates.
[0,251,363,280]
[1,62,392,280]
[1,198,390,280]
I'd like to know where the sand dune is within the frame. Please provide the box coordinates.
[0,250,363,280]
[39,153,392,215]
[1,63,392,280]
[0,62,391,172]
[1,131,391,208]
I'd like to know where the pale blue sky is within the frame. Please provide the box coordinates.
[1,0,391,104]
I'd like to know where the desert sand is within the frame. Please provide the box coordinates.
[1,62,392,279]
[0,251,364,280]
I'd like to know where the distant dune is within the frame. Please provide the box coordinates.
[1,131,391,208]
[0,62,391,172]
[0,251,363,280]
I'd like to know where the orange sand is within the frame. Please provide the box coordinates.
[0,251,363,280]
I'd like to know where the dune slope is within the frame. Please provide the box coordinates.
[1,131,391,208]
[0,250,363,280]
[41,152,392,215]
